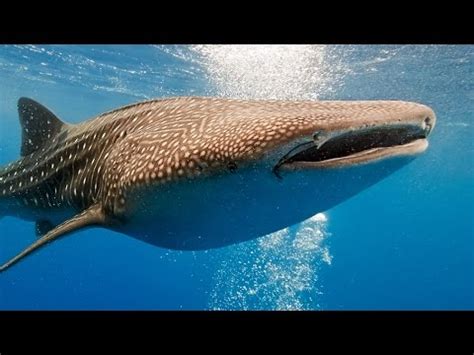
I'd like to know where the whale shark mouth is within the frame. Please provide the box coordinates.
[274,123,431,173]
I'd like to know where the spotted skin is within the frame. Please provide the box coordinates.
[0,96,436,272]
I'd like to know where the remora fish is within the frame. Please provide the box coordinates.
[0,97,436,272]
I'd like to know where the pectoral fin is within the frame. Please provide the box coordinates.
[0,204,106,273]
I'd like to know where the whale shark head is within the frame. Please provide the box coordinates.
[214,100,435,177]
[117,99,436,250]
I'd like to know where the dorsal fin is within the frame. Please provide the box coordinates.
[18,97,66,156]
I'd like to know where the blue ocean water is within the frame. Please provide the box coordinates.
[0,45,472,310]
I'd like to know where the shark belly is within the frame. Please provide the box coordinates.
[115,155,415,250]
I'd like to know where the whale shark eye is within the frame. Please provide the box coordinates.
[227,161,238,172]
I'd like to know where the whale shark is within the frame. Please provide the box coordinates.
[0,97,436,272]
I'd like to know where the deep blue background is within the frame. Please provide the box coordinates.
[0,45,472,309]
